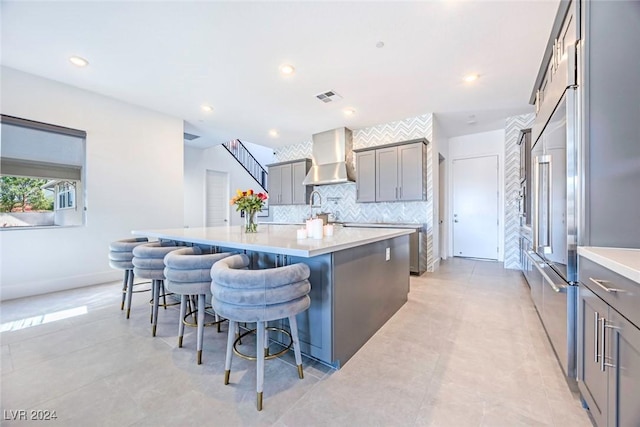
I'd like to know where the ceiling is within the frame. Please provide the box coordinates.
[0,1,558,149]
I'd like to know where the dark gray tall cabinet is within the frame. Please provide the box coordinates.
[582,0,640,248]
[574,1,640,426]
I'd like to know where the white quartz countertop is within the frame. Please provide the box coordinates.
[132,225,413,258]
[578,246,640,284]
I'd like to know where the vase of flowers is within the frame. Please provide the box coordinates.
[230,189,268,233]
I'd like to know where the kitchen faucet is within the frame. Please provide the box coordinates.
[309,190,322,219]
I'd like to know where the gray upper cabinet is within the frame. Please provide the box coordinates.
[398,143,424,201]
[356,139,426,203]
[375,147,399,202]
[355,151,375,202]
[267,159,311,205]
[292,161,312,205]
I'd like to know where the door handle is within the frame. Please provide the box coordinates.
[454,219,458,223]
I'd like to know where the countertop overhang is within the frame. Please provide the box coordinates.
[132,225,413,258]
[578,246,640,284]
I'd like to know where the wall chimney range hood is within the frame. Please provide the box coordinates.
[302,127,356,186]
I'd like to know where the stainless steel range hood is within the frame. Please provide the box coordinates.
[302,127,356,186]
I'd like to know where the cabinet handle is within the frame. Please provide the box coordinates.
[600,317,607,372]
[589,277,623,293]
[594,311,600,363]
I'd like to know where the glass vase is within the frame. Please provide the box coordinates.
[244,210,258,233]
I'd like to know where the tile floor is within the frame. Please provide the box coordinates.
[1,258,592,426]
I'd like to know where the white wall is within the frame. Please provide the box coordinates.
[431,115,449,266]
[184,144,271,228]
[0,67,184,300]
[447,128,506,260]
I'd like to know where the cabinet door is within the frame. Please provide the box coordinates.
[355,151,376,202]
[608,310,640,427]
[398,143,424,201]
[267,165,283,205]
[578,283,609,427]
[375,147,398,201]
[292,161,309,205]
[279,163,293,205]
[286,254,332,364]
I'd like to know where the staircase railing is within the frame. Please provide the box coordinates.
[221,139,268,192]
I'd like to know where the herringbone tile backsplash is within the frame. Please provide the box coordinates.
[504,113,534,269]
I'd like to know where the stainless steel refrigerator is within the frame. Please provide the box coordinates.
[526,0,640,386]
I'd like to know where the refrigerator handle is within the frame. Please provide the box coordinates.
[534,155,552,253]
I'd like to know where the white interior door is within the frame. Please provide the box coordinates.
[452,155,499,259]
[206,170,228,226]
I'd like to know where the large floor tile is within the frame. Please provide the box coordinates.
[0,258,593,426]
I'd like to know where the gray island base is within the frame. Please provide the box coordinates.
[132,225,412,368]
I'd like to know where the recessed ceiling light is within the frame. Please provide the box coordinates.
[344,108,356,116]
[269,129,279,137]
[69,56,89,67]
[280,64,295,75]
[201,105,214,112]
[463,74,479,83]
[376,41,385,49]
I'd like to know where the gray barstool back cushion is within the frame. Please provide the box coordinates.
[132,241,183,280]
[164,247,233,295]
[211,254,311,323]
[108,237,148,270]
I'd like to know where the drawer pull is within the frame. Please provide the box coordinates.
[589,277,624,293]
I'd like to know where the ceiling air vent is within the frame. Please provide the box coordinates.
[315,90,343,103]
[183,132,200,141]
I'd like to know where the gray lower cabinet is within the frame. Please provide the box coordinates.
[355,150,375,202]
[267,159,311,205]
[578,258,640,427]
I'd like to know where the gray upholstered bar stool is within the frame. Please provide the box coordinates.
[108,237,149,318]
[163,247,233,365]
[211,254,311,411]
[132,241,184,336]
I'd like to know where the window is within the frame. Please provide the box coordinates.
[1,115,86,228]
[56,182,76,210]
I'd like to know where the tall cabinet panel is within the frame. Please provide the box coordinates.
[398,143,424,201]
[292,161,312,205]
[375,147,398,202]
[355,151,375,203]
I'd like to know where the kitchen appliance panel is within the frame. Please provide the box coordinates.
[540,261,576,378]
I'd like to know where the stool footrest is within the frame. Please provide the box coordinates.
[233,327,292,361]
[182,308,226,328]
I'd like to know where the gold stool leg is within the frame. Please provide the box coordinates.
[224,370,230,385]
[297,364,304,379]
[257,392,263,411]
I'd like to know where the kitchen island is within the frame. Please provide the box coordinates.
[132,224,413,368]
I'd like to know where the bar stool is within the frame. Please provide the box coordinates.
[163,247,233,364]
[132,241,184,336]
[108,237,149,318]
[211,254,311,411]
